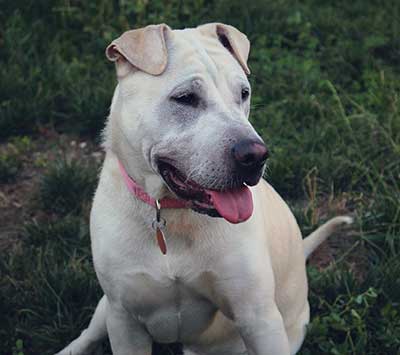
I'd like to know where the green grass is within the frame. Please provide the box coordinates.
[0,150,22,183]
[0,0,399,354]
[38,158,98,216]
[0,137,32,183]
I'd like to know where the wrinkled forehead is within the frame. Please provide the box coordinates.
[165,28,249,86]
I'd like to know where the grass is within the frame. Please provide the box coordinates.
[0,0,399,354]
[0,137,32,183]
[0,150,22,183]
[38,158,98,216]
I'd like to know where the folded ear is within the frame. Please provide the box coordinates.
[198,23,251,75]
[106,24,170,78]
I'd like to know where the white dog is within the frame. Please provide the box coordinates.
[56,23,352,355]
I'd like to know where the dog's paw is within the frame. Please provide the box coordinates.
[335,215,354,226]
[55,341,103,355]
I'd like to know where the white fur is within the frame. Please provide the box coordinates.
[56,25,352,355]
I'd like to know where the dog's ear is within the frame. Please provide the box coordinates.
[106,24,170,78]
[198,23,250,75]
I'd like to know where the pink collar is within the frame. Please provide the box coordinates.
[118,160,191,209]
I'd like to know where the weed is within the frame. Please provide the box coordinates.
[0,216,100,353]
[0,150,22,183]
[38,158,98,216]
[0,136,34,183]
[303,258,400,354]
[12,339,25,355]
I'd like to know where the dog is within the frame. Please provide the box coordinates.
[56,23,352,355]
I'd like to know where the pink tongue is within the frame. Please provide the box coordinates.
[206,186,254,224]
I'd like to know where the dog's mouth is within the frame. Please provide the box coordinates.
[157,160,253,224]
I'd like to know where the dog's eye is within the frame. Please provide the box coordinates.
[241,88,250,101]
[171,92,199,107]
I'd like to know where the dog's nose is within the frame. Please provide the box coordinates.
[232,140,269,170]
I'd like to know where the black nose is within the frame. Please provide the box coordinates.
[232,140,269,170]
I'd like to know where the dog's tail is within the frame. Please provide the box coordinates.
[303,216,353,259]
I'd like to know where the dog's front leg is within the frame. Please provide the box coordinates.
[235,302,291,355]
[107,304,152,355]
[214,260,291,355]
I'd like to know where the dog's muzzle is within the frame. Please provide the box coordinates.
[156,139,268,224]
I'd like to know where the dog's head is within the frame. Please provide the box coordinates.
[104,23,268,224]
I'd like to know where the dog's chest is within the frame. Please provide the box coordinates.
[118,265,218,344]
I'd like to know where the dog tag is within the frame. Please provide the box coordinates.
[152,200,167,255]
[156,226,167,255]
